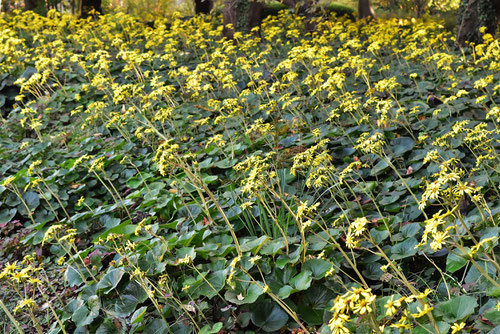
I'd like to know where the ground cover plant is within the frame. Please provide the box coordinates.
[0,8,500,334]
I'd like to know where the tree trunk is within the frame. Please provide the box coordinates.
[222,0,263,39]
[80,0,102,18]
[194,0,213,14]
[416,0,426,17]
[25,0,40,11]
[358,0,376,20]
[456,0,499,46]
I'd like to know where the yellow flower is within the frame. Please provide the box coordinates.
[451,322,465,333]
[13,298,36,314]
[414,288,432,299]
[205,134,226,148]
[88,156,105,172]
[240,201,253,210]
[177,255,192,265]
[328,311,350,334]
[249,255,261,264]
[352,294,376,315]
[331,296,349,314]
[296,200,319,220]
[28,278,42,285]
[380,264,389,272]
[430,231,449,251]
[27,160,42,176]
[345,232,358,249]
[2,175,16,187]
[3,262,19,273]
[390,314,412,330]
[325,267,335,277]
[42,224,63,245]
[384,295,400,316]
[411,303,433,318]
[350,217,369,236]
[11,270,29,282]
[354,132,385,154]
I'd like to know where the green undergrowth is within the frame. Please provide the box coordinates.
[0,8,500,334]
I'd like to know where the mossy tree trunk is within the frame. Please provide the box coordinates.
[358,0,376,20]
[194,0,213,14]
[222,0,263,39]
[456,0,500,45]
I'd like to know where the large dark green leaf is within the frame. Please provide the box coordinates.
[0,208,16,224]
[65,265,86,287]
[435,295,477,322]
[290,270,312,291]
[143,319,170,334]
[199,322,223,334]
[96,319,125,334]
[23,191,40,210]
[195,270,226,298]
[446,248,469,273]
[251,302,288,332]
[297,285,334,325]
[302,259,332,279]
[391,137,415,156]
[114,280,148,317]
[370,159,390,176]
[72,305,99,327]
[96,269,125,294]
[225,283,264,305]
[390,237,418,260]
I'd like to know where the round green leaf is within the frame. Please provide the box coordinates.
[435,295,477,322]
[96,268,125,294]
[23,191,40,210]
[251,302,289,332]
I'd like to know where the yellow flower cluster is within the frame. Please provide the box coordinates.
[354,132,386,154]
[234,153,275,195]
[291,139,333,188]
[417,210,453,251]
[153,140,181,176]
[345,217,369,249]
[329,287,376,333]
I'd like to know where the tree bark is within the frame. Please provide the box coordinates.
[416,0,426,17]
[194,0,213,14]
[358,0,376,20]
[24,0,41,11]
[456,0,499,46]
[222,0,263,39]
[80,0,102,18]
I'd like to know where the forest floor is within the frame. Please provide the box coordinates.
[1,9,500,334]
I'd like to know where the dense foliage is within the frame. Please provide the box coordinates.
[1,9,500,334]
